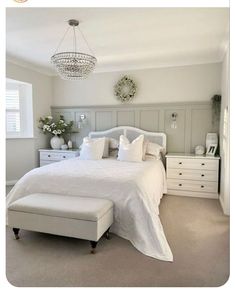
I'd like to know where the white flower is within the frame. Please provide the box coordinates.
[47,116,53,120]
[64,123,67,126]
[58,130,61,134]
[60,119,64,123]
[53,130,57,135]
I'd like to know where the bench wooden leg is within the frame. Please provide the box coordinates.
[13,228,20,240]
[90,241,97,254]
[105,227,111,240]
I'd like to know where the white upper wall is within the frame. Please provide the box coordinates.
[52,63,222,106]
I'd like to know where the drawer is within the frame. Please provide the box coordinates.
[40,152,76,161]
[167,179,218,193]
[167,168,218,182]
[167,157,218,171]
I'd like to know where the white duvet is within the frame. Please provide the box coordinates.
[6,157,173,261]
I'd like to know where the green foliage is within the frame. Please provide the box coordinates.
[38,115,73,136]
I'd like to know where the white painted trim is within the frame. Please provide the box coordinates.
[219,195,229,215]
[6,56,55,77]
[167,190,218,199]
[6,137,35,140]
[7,55,223,76]
[6,180,18,186]
[51,101,211,110]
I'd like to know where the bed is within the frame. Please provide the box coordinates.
[6,126,173,262]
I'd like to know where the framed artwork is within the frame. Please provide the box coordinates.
[206,144,217,156]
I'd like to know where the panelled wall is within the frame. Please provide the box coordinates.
[52,101,217,153]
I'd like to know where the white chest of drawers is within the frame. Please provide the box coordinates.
[39,149,79,167]
[166,153,220,199]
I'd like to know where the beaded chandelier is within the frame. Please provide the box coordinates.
[51,19,97,80]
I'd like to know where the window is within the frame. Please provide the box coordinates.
[6,78,34,138]
[6,89,21,133]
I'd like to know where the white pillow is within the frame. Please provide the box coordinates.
[142,140,149,160]
[117,134,144,162]
[80,137,109,158]
[102,137,110,158]
[79,137,105,160]
[145,142,164,159]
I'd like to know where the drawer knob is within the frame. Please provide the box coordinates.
[179,173,182,175]
[201,174,205,177]
[201,185,204,188]
[48,155,51,157]
[179,162,182,165]
[201,163,205,166]
[179,184,182,186]
[63,156,66,158]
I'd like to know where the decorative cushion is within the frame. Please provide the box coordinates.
[145,141,164,159]
[117,134,144,162]
[79,137,105,160]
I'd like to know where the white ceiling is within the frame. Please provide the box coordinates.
[6,7,229,75]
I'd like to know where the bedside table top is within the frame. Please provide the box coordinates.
[165,152,220,160]
[39,148,79,153]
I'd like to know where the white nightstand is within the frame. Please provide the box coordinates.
[165,153,220,199]
[39,149,79,167]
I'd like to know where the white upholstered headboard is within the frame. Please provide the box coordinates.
[89,126,166,151]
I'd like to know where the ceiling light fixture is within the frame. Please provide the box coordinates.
[51,19,97,80]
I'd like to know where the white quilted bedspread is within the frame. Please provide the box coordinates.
[6,157,173,261]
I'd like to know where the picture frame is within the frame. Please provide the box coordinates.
[206,143,217,156]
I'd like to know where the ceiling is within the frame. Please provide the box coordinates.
[6,7,229,75]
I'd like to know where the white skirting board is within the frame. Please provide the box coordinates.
[6,180,18,186]
[167,190,219,199]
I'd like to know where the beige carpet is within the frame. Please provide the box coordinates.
[6,195,229,287]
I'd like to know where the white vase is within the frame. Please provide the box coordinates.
[50,135,65,149]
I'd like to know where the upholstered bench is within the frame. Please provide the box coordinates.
[8,193,113,253]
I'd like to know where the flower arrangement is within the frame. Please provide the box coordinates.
[38,115,73,136]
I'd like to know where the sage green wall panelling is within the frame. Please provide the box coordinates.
[117,110,135,127]
[51,102,217,151]
[191,107,213,153]
[164,109,185,153]
[95,111,113,131]
[139,110,160,132]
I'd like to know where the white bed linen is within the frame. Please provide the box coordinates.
[6,158,173,261]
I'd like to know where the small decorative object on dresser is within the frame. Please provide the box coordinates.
[206,144,217,156]
[206,133,218,152]
[39,149,79,167]
[61,144,68,150]
[195,145,205,155]
[68,140,73,149]
[166,153,220,199]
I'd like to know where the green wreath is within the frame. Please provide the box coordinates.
[114,76,137,102]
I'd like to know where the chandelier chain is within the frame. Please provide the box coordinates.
[73,26,77,53]
[78,26,95,56]
[53,26,71,55]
